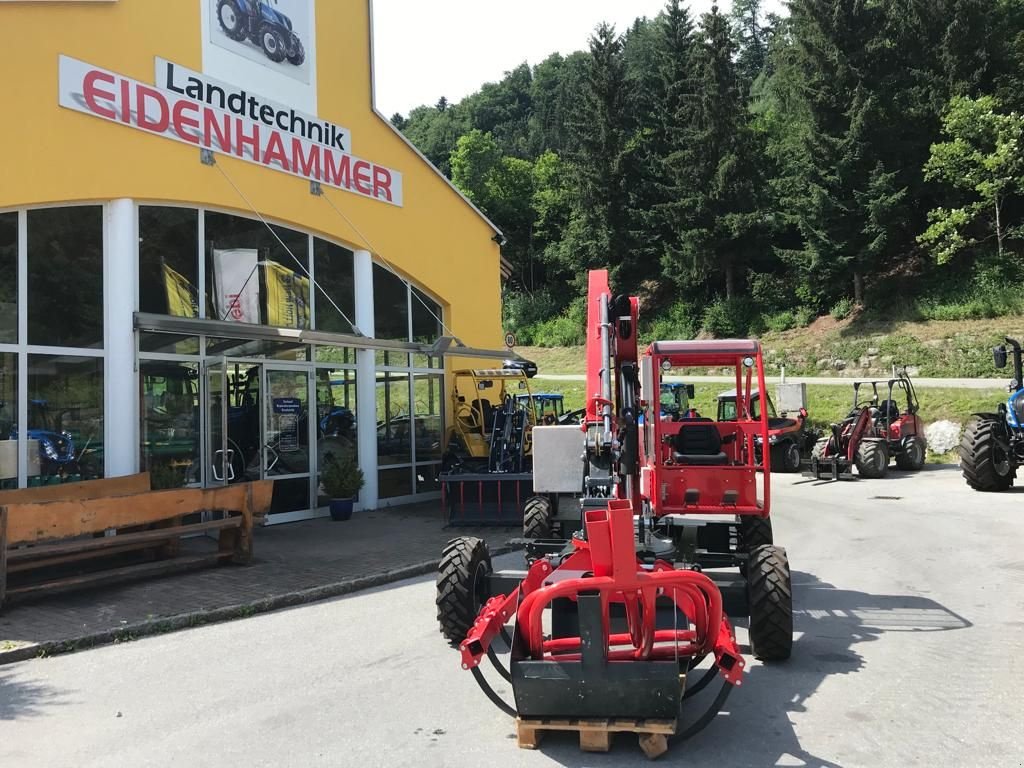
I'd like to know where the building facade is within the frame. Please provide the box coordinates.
[0,0,504,521]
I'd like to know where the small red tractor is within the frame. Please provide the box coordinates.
[436,271,792,757]
[716,388,810,473]
[809,372,926,480]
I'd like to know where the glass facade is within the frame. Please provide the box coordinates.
[0,202,449,511]
[0,213,16,344]
[27,354,104,483]
[28,207,103,348]
[0,353,16,489]
[204,211,310,329]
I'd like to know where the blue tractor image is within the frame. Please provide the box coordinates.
[960,336,1024,491]
[216,0,306,66]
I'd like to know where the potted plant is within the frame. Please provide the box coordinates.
[321,453,364,521]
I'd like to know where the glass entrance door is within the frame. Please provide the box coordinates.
[262,366,312,519]
[204,359,230,487]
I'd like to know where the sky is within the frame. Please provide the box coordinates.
[371,0,787,117]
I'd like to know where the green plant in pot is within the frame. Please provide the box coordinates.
[322,454,364,521]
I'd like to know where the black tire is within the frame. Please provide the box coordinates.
[772,441,802,473]
[523,495,553,539]
[436,537,492,646]
[960,415,1015,491]
[747,545,793,661]
[216,0,248,41]
[855,439,889,478]
[287,38,306,66]
[260,25,288,63]
[738,515,773,576]
[895,435,927,471]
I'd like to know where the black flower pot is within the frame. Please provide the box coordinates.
[329,498,354,521]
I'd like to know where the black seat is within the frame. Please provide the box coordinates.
[473,399,495,432]
[877,400,900,421]
[672,423,728,465]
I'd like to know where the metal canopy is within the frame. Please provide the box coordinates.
[133,312,520,362]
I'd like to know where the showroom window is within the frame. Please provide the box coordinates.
[27,354,104,483]
[0,213,16,344]
[0,353,17,489]
[373,264,409,341]
[204,211,310,329]
[28,206,103,348]
[139,207,200,319]
[313,238,355,334]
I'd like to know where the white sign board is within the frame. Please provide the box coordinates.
[202,0,317,113]
[58,55,403,206]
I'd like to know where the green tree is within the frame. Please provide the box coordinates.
[731,0,770,86]
[562,23,631,286]
[920,95,1024,263]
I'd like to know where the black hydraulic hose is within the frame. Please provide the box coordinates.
[682,664,720,700]
[499,626,513,648]
[487,645,512,683]
[675,681,734,742]
[471,665,517,718]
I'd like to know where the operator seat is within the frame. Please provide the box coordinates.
[473,399,495,433]
[672,423,728,465]
[877,399,900,421]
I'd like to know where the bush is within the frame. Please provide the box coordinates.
[764,310,796,332]
[830,297,854,320]
[322,453,364,499]
[527,297,587,347]
[701,298,751,338]
[642,301,697,342]
[794,306,816,327]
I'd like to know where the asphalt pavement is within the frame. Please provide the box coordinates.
[2,466,1022,768]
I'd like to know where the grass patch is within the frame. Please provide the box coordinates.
[531,378,1002,458]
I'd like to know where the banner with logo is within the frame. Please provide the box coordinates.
[212,248,260,323]
[264,261,310,329]
[162,262,198,318]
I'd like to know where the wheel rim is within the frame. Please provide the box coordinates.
[994,443,1012,477]
[876,448,886,471]
[787,444,800,469]
[264,32,278,53]
[220,5,237,29]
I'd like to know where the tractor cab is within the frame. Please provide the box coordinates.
[851,372,920,436]
[639,340,770,516]
[659,381,697,419]
[445,369,534,472]
[717,389,809,473]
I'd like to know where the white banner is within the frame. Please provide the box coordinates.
[58,55,403,206]
[213,248,260,324]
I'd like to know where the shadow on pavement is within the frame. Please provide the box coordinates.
[529,570,971,768]
[0,668,69,721]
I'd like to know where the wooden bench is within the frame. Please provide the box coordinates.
[0,475,274,608]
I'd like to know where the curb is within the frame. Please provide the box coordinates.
[0,543,523,666]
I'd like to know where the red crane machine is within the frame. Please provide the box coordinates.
[436,270,793,756]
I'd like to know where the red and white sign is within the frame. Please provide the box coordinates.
[58,55,403,206]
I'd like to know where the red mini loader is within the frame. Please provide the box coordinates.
[435,271,793,758]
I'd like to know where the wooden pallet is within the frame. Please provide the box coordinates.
[515,717,677,759]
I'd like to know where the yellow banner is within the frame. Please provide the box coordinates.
[162,263,197,318]
[264,261,310,329]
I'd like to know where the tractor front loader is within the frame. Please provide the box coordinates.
[435,271,793,759]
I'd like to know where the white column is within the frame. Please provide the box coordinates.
[103,199,139,478]
[353,249,378,510]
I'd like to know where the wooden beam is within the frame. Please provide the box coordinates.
[7,516,241,564]
[0,473,151,505]
[6,484,251,545]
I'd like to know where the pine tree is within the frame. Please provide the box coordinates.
[562,23,631,286]
[731,0,770,87]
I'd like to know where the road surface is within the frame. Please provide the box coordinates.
[2,467,1021,767]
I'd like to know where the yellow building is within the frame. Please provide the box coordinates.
[0,0,506,519]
